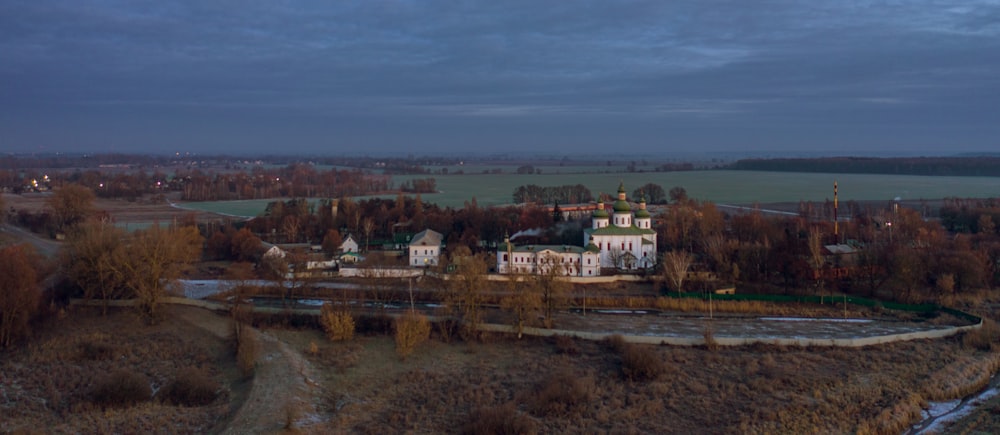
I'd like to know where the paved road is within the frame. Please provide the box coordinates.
[0,224,61,257]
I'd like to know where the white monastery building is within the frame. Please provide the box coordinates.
[497,183,657,276]
[409,229,443,267]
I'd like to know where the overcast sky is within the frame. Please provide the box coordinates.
[2,1,998,157]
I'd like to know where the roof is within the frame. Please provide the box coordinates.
[824,244,856,254]
[586,226,656,237]
[634,208,651,219]
[613,182,631,212]
[506,244,594,254]
[410,229,443,246]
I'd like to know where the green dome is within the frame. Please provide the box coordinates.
[592,200,609,218]
[612,199,631,212]
[634,208,651,219]
[613,182,630,212]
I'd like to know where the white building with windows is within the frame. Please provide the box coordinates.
[497,240,602,277]
[584,183,657,271]
[408,229,443,267]
[497,183,657,276]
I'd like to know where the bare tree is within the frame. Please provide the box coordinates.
[533,253,569,328]
[121,225,203,321]
[445,246,487,340]
[807,228,826,296]
[661,251,693,294]
[500,273,541,338]
[62,221,128,315]
[46,183,95,232]
[362,217,375,253]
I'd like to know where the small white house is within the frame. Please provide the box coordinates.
[340,234,360,253]
[409,229,443,267]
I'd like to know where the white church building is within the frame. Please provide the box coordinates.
[497,183,657,276]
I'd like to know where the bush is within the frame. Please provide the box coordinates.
[620,345,666,382]
[602,334,628,354]
[552,334,580,355]
[461,403,537,435]
[963,319,1000,351]
[395,312,431,360]
[90,369,151,408]
[319,303,355,342]
[158,367,220,407]
[529,372,595,417]
[235,322,259,379]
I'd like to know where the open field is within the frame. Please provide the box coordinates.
[401,170,1000,208]
[174,170,1000,215]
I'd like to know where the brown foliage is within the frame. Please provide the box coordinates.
[0,244,41,348]
[89,369,151,408]
[46,183,95,230]
[529,372,595,417]
[395,312,431,360]
[234,322,259,379]
[619,344,666,382]
[320,303,355,342]
[158,367,220,407]
[461,403,537,435]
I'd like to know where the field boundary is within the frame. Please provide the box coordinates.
[69,297,982,347]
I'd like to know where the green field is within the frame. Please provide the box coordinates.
[178,170,1000,216]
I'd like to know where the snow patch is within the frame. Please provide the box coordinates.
[760,317,873,323]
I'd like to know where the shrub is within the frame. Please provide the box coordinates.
[90,369,151,408]
[602,334,628,354]
[703,326,719,351]
[552,334,580,355]
[235,322,259,379]
[158,367,220,407]
[461,403,537,435]
[395,312,431,360]
[78,340,116,360]
[530,372,595,417]
[620,345,666,382]
[963,319,1000,351]
[320,303,355,342]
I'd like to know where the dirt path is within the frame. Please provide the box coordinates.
[171,306,329,434]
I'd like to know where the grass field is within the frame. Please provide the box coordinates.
[177,170,1000,216]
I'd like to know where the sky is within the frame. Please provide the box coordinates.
[1,1,999,157]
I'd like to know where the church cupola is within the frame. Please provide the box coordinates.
[612,182,632,227]
[634,194,652,229]
[592,198,609,229]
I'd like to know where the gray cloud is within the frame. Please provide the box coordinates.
[1,0,999,155]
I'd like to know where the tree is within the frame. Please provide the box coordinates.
[500,273,541,338]
[394,311,431,360]
[0,244,41,348]
[446,246,488,340]
[661,251,693,294]
[320,302,355,342]
[230,227,263,261]
[122,225,203,321]
[362,217,375,253]
[46,183,95,231]
[669,186,689,204]
[807,228,826,295]
[62,221,128,315]
[533,253,569,328]
[632,183,667,204]
[321,229,344,255]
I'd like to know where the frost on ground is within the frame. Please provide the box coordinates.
[915,387,999,434]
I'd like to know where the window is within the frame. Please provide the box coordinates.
[503,254,508,261]
[629,242,633,250]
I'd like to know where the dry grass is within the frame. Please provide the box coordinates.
[0,306,235,434]
[158,367,220,407]
[284,327,993,434]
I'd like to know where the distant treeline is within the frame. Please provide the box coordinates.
[513,184,593,204]
[729,157,1000,177]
